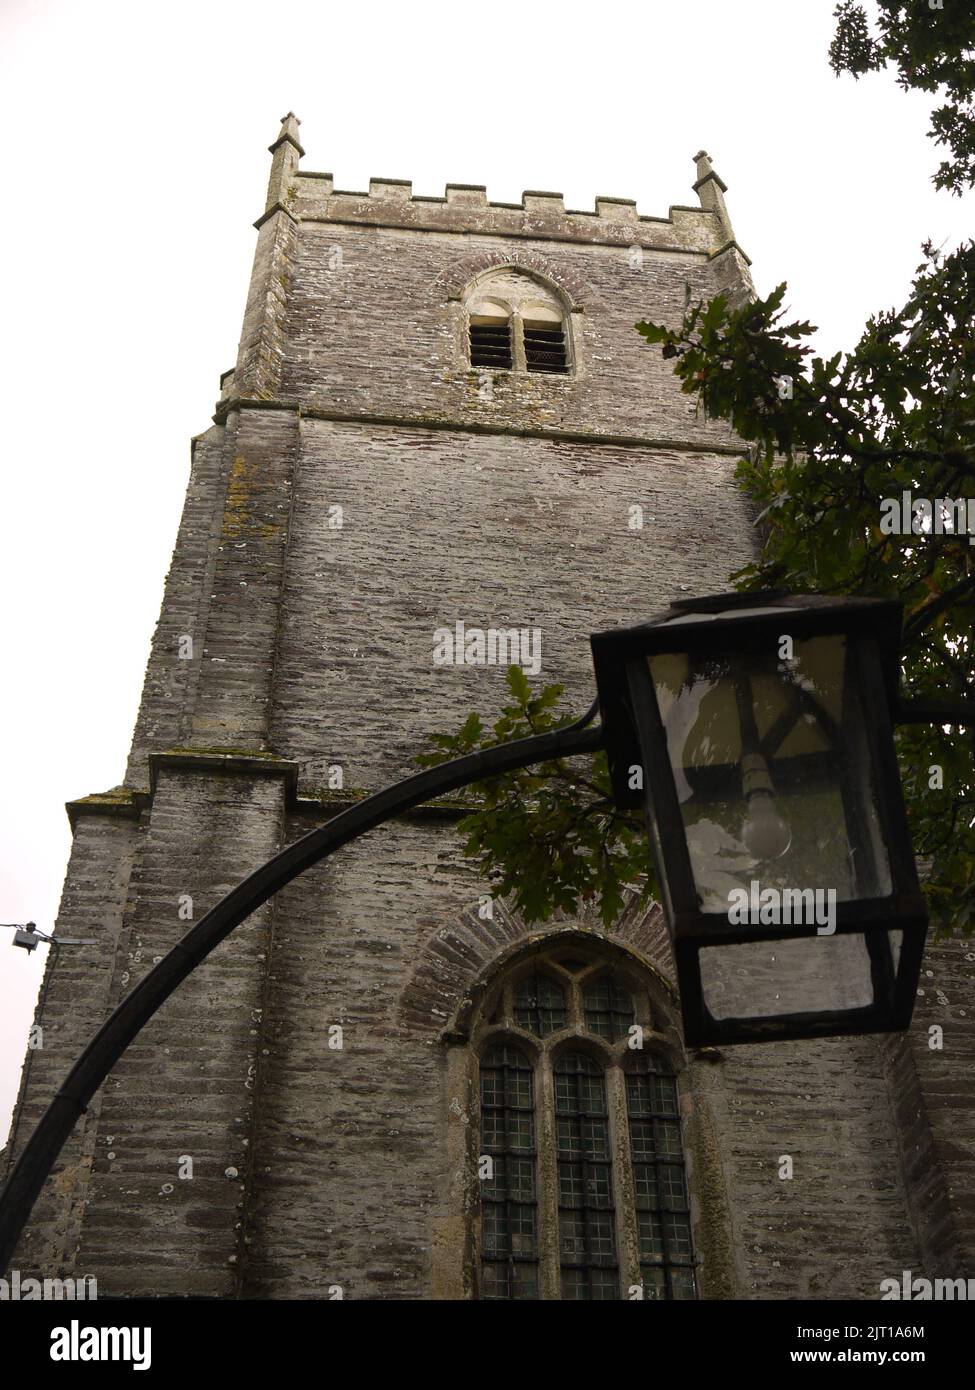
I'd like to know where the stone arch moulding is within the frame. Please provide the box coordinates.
[434,249,594,313]
[397,892,677,1040]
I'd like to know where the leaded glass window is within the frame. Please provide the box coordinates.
[555,1052,618,1299]
[626,1053,696,1300]
[479,1044,539,1299]
[473,949,698,1300]
[514,971,567,1037]
[583,976,636,1041]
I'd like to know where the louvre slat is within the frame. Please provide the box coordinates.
[470,320,513,369]
[525,323,567,372]
[526,347,568,372]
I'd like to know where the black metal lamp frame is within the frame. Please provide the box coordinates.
[590,594,929,1046]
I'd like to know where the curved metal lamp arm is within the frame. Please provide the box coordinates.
[0,715,605,1273]
[895,697,975,727]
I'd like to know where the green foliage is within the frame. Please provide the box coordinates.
[416,667,655,927]
[830,1,975,194]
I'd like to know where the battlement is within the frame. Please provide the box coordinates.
[260,115,743,258]
[289,172,729,255]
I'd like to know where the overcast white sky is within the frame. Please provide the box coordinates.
[0,0,970,1137]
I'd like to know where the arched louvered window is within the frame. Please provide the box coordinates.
[464,268,571,375]
[473,950,697,1300]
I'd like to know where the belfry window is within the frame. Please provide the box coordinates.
[464,268,571,375]
[473,952,696,1300]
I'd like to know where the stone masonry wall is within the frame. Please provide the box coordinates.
[277,223,741,445]
[270,420,753,791]
[125,425,229,785]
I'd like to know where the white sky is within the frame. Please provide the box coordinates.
[0,0,970,1137]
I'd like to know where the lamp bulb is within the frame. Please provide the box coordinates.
[742,792,792,860]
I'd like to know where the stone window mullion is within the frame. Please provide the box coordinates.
[567,977,584,1031]
[607,1062,642,1296]
[511,309,527,372]
[536,1049,561,1299]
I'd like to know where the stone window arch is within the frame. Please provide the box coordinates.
[464,266,573,375]
[472,945,696,1300]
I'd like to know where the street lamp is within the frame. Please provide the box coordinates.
[590,591,928,1046]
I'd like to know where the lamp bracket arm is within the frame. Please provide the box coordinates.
[894,697,975,727]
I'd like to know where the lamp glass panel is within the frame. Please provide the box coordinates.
[648,633,893,916]
[698,933,900,1020]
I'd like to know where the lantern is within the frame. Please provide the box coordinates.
[590,593,927,1046]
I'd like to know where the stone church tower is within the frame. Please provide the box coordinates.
[6,116,972,1300]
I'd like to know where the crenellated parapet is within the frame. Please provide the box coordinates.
[289,170,739,257]
[243,117,751,259]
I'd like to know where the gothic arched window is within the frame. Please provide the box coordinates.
[473,949,696,1300]
[465,268,571,375]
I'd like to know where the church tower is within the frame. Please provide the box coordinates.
[6,117,973,1299]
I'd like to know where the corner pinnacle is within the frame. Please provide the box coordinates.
[692,149,732,243]
[269,113,305,158]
